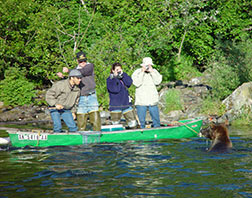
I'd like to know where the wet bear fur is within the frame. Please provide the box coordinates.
[203,120,232,152]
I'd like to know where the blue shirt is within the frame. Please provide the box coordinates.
[106,72,132,111]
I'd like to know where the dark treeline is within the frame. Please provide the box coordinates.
[0,0,252,107]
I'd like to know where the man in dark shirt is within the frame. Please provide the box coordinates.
[58,51,101,131]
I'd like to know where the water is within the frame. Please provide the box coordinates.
[0,127,251,198]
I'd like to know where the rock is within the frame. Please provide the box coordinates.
[164,110,184,121]
[0,104,50,122]
[1,78,251,126]
[0,101,4,109]
[221,82,252,121]
[159,78,210,121]
[190,77,200,85]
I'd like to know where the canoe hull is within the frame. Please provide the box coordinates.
[7,119,203,147]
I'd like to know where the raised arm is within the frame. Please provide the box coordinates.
[150,69,162,85]
[121,72,133,88]
[78,63,94,77]
[132,69,145,87]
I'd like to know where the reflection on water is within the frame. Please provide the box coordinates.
[0,127,252,197]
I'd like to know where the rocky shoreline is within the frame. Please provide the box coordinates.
[1,78,252,128]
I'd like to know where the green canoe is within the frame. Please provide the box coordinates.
[6,118,203,148]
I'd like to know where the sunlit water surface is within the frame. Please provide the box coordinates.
[0,127,251,198]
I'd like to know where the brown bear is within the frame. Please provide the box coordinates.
[202,120,232,152]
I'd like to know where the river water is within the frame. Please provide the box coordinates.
[0,127,251,198]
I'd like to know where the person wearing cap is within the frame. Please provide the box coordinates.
[46,69,82,132]
[132,57,162,128]
[106,62,137,128]
[59,51,101,131]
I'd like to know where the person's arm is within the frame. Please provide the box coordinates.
[45,83,62,108]
[150,69,162,85]
[132,69,145,87]
[71,92,80,119]
[56,67,69,79]
[78,63,94,76]
[121,72,133,88]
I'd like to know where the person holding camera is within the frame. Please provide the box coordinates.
[106,62,137,128]
[132,57,162,128]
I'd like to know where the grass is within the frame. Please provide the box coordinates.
[199,96,226,116]
[231,106,252,126]
[164,89,184,114]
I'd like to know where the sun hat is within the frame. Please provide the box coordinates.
[140,57,154,66]
[69,69,82,78]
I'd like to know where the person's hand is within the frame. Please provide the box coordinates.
[113,68,123,79]
[63,67,69,73]
[114,68,123,76]
[55,104,64,110]
[143,65,153,72]
[109,73,115,79]
[57,72,64,78]
[72,113,76,120]
[147,65,153,72]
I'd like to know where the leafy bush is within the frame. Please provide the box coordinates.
[164,89,184,114]
[0,67,37,107]
[235,40,252,82]
[208,60,240,100]
[207,38,252,100]
[0,0,251,108]
[174,55,202,80]
[200,96,226,116]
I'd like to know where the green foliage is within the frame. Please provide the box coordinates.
[0,0,251,107]
[208,38,252,100]
[208,58,240,100]
[173,55,202,80]
[235,40,252,82]
[200,96,226,116]
[164,89,184,114]
[0,67,36,106]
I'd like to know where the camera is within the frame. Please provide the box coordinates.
[145,65,150,73]
[117,71,123,79]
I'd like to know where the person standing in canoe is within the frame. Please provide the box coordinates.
[57,51,101,131]
[46,69,82,133]
[132,57,162,128]
[106,62,137,128]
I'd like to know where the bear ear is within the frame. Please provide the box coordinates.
[209,116,217,125]
[224,119,229,126]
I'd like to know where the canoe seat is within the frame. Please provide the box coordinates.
[101,124,125,132]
